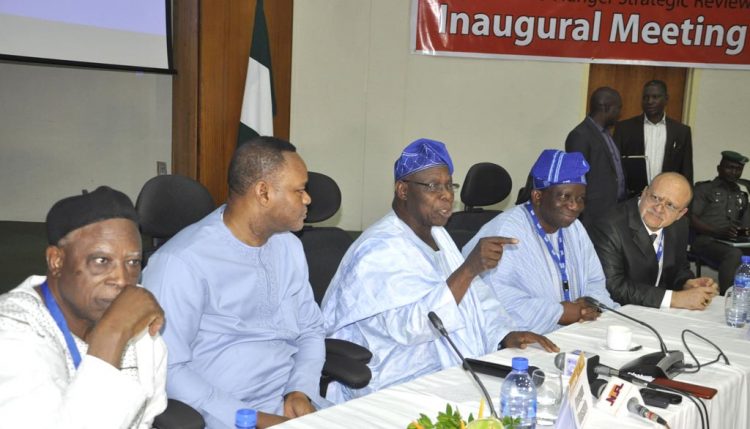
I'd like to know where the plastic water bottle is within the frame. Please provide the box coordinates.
[500,357,537,428]
[235,409,257,429]
[734,256,750,322]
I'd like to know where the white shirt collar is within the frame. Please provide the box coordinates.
[643,113,666,126]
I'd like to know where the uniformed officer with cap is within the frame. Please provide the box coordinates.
[690,150,750,294]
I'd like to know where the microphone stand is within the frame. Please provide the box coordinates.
[584,298,684,379]
[428,311,498,418]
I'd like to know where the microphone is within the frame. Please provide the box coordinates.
[583,297,684,379]
[627,397,668,426]
[553,351,599,385]
[592,364,656,388]
[428,311,498,418]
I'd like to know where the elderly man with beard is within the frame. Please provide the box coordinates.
[321,139,558,403]
[463,150,616,335]
[589,172,719,309]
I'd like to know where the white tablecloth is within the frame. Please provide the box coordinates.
[277,303,749,429]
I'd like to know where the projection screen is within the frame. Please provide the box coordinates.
[0,0,172,73]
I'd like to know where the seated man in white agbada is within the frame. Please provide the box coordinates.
[321,139,558,403]
[0,186,167,428]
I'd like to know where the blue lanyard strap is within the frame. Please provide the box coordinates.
[40,281,82,368]
[524,202,571,301]
[655,233,664,265]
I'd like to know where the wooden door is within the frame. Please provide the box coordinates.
[587,65,688,122]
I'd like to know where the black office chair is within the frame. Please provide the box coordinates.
[445,162,512,249]
[153,399,205,429]
[135,174,215,266]
[295,172,372,397]
[687,229,721,277]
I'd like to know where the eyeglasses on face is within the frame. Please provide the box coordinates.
[644,189,682,213]
[401,180,460,194]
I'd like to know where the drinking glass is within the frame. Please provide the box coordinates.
[532,369,563,426]
[725,286,747,328]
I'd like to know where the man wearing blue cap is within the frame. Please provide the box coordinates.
[463,150,616,335]
[690,151,750,294]
[321,139,558,403]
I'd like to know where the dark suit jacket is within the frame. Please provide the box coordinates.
[565,117,621,226]
[614,114,693,193]
[588,198,694,308]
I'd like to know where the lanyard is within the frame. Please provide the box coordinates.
[41,281,82,368]
[654,232,664,286]
[524,202,571,301]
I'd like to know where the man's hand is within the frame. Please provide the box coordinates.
[715,225,739,240]
[86,286,165,367]
[683,277,719,294]
[462,236,518,277]
[501,331,560,353]
[558,298,600,325]
[283,391,315,418]
[98,286,165,338]
[257,412,289,428]
[672,282,717,310]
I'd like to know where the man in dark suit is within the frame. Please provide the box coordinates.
[589,172,718,309]
[614,80,693,196]
[565,87,626,227]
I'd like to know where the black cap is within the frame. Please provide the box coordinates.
[46,186,138,245]
[721,150,748,165]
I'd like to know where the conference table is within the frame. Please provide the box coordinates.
[277,302,749,428]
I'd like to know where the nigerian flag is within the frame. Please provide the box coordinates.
[238,0,275,144]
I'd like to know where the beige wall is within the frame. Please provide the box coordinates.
[0,62,171,221]
[1,3,748,226]
[291,0,750,231]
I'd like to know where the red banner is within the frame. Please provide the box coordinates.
[411,0,750,69]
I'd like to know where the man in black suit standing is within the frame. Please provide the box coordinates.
[614,80,693,196]
[565,87,626,227]
[588,172,718,310]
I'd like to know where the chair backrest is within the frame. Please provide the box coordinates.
[460,162,512,210]
[446,162,512,245]
[135,175,215,264]
[296,172,354,305]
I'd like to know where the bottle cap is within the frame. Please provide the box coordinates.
[235,408,257,428]
[741,256,750,264]
[511,357,529,371]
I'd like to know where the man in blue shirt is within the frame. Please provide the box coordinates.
[144,137,325,429]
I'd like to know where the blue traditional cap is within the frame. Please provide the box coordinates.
[394,138,454,181]
[531,149,590,190]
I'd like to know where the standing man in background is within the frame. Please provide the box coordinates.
[615,80,694,195]
[565,86,626,227]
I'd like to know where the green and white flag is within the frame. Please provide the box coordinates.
[239,0,275,144]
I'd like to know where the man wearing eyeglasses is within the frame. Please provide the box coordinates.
[463,149,617,335]
[320,139,558,403]
[588,172,719,309]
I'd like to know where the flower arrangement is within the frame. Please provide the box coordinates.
[407,404,520,429]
